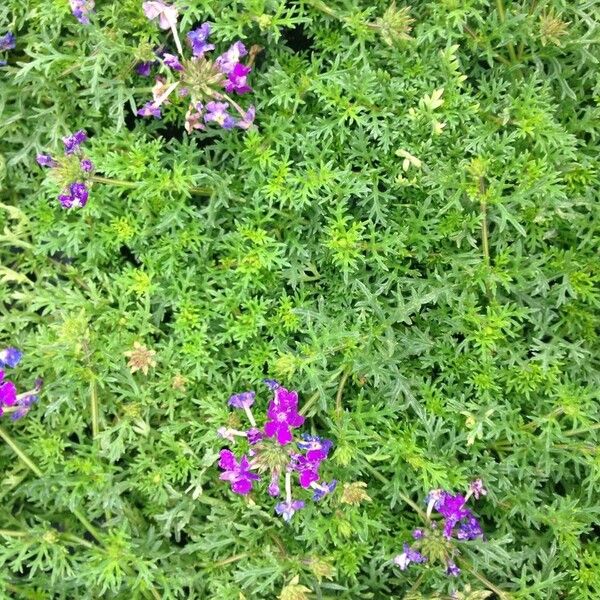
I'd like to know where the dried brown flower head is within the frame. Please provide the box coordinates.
[124,341,157,375]
[279,576,311,600]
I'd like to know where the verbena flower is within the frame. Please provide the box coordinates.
[187,23,214,56]
[393,543,427,570]
[0,347,23,369]
[228,391,255,409]
[0,370,17,416]
[138,101,162,118]
[63,130,87,155]
[204,101,236,130]
[163,53,184,71]
[264,387,305,445]
[218,449,260,495]
[143,0,178,30]
[70,0,95,25]
[0,32,16,51]
[37,154,58,168]
[446,561,461,577]
[275,499,305,522]
[224,63,252,94]
[59,182,89,209]
[136,61,154,76]
[312,480,337,501]
[80,158,94,172]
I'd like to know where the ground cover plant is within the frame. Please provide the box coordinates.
[1,0,599,598]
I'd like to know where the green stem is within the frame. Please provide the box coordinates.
[478,178,490,266]
[0,425,43,477]
[90,175,139,188]
[462,558,511,599]
[565,422,600,437]
[495,0,518,63]
[335,370,351,420]
[90,380,99,439]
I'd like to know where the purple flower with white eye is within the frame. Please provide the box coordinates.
[225,63,252,95]
[218,449,260,495]
[264,387,305,445]
[312,480,337,501]
[70,0,95,25]
[143,0,178,30]
[62,130,87,155]
[0,32,16,51]
[69,182,89,208]
[187,23,214,57]
[204,102,236,129]
[80,158,94,173]
[37,154,58,168]
[138,101,162,118]
[228,391,255,409]
[393,544,427,571]
[275,499,304,522]
[216,41,247,74]
[136,61,154,76]
[446,561,461,577]
[163,53,184,71]
[0,348,23,369]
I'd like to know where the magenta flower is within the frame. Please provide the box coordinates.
[275,499,304,522]
[225,63,252,95]
[0,348,22,369]
[62,130,87,155]
[218,449,260,495]
[0,370,17,415]
[264,387,305,445]
[187,23,214,57]
[297,434,332,462]
[70,0,95,25]
[143,1,178,30]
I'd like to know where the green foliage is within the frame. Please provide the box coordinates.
[1,0,600,598]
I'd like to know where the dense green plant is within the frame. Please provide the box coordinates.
[1,0,599,598]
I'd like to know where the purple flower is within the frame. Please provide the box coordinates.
[246,427,263,445]
[163,53,184,71]
[37,154,58,168]
[393,543,426,570]
[216,41,247,74]
[63,130,87,155]
[228,391,255,409]
[136,61,154,76]
[312,480,337,501]
[0,372,17,413]
[225,63,252,95]
[293,454,321,488]
[184,102,205,133]
[11,392,39,421]
[143,1,178,30]
[469,479,487,500]
[70,0,95,25]
[80,158,94,173]
[0,348,23,369]
[204,102,236,130]
[446,561,461,577]
[412,529,424,540]
[236,106,256,130]
[263,379,280,390]
[275,499,305,522]
[187,23,215,57]
[138,101,162,119]
[264,387,305,445]
[297,434,333,462]
[0,32,16,51]
[435,493,471,538]
[69,182,89,207]
[218,449,260,495]
[268,473,280,497]
[456,515,483,541]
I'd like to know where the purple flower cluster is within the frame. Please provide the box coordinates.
[0,32,16,66]
[393,480,487,578]
[217,382,336,522]
[0,348,41,421]
[137,5,256,133]
[70,0,95,25]
[37,130,95,209]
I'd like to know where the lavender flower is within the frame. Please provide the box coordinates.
[0,32,16,51]
[228,391,255,409]
[246,427,263,445]
[37,154,58,168]
[236,106,256,130]
[264,387,305,445]
[63,130,87,155]
[143,1,178,30]
[263,379,280,390]
[393,544,427,570]
[218,449,260,495]
[70,0,95,25]
[275,499,305,522]
[138,101,162,118]
[216,41,247,74]
[0,348,23,369]
[80,158,94,172]
[312,480,337,501]
[163,53,184,71]
[204,102,236,130]
[187,23,214,57]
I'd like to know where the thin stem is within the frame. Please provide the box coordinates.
[170,25,184,56]
[243,405,257,427]
[335,370,350,420]
[479,178,490,266]
[495,0,518,63]
[90,175,138,188]
[0,426,43,477]
[565,422,600,437]
[0,529,27,537]
[285,471,292,504]
[462,559,511,599]
[90,380,99,439]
